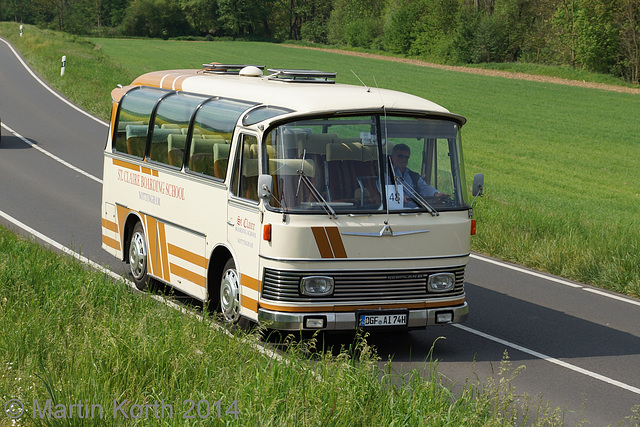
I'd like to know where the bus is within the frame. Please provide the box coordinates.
[101,63,483,331]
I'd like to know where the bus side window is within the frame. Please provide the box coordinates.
[230,134,259,201]
[150,93,207,168]
[112,88,167,158]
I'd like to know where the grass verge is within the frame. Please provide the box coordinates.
[0,227,564,426]
[1,23,640,298]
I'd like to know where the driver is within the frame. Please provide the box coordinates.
[390,143,448,207]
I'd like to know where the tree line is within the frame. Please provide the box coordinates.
[1,0,638,84]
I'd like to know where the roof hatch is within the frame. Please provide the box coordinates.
[267,69,337,84]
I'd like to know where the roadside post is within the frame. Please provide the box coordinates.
[61,56,66,77]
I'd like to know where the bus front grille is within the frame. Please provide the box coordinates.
[261,266,465,303]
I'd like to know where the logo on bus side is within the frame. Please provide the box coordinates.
[234,216,257,248]
[117,168,185,201]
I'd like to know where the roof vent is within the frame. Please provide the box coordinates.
[267,69,337,84]
[203,63,265,75]
[239,66,264,77]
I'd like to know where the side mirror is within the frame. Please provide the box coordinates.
[258,174,273,200]
[472,173,484,197]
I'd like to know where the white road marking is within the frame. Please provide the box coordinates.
[470,253,640,307]
[0,36,109,128]
[1,122,103,185]
[3,33,639,396]
[0,207,285,364]
[454,323,640,396]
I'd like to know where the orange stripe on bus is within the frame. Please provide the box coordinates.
[241,274,261,292]
[325,227,347,258]
[102,218,118,233]
[241,295,258,312]
[145,216,158,277]
[311,227,333,258]
[170,263,206,287]
[259,298,466,313]
[113,158,140,171]
[158,222,170,281]
[168,244,208,269]
[102,234,121,251]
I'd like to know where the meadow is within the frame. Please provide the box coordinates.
[0,219,563,425]
[0,21,638,425]
[4,22,636,296]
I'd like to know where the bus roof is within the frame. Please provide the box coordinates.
[114,67,464,124]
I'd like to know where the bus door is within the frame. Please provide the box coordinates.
[226,133,262,319]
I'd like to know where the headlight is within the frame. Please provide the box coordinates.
[300,276,334,296]
[427,273,455,292]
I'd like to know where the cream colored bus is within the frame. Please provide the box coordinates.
[101,64,483,331]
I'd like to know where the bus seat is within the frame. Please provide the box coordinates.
[325,142,378,203]
[213,143,231,179]
[296,133,336,191]
[249,144,275,160]
[202,134,227,141]
[168,149,184,168]
[125,124,149,157]
[167,134,188,151]
[148,128,181,164]
[268,158,314,176]
[241,158,260,199]
[281,128,311,157]
[161,123,181,130]
[190,153,214,176]
[118,120,146,132]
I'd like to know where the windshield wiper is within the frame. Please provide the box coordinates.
[297,150,337,219]
[387,156,438,217]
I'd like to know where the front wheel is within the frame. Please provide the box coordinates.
[219,259,241,324]
[128,221,150,291]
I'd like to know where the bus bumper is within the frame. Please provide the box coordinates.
[257,302,468,331]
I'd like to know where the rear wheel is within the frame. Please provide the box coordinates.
[219,258,241,324]
[128,221,150,291]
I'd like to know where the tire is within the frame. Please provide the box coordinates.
[219,258,241,324]
[128,221,151,291]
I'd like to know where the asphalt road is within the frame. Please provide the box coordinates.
[1,37,639,425]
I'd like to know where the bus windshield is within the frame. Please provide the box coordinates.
[264,115,469,214]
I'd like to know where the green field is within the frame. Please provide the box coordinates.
[1,22,640,425]
[7,22,637,297]
[0,217,566,425]
[2,23,640,293]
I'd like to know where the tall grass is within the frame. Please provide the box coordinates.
[0,227,564,426]
[1,22,639,299]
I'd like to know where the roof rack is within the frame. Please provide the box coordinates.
[267,69,337,84]
[202,64,265,75]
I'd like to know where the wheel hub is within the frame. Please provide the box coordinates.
[220,269,240,323]
[129,231,147,280]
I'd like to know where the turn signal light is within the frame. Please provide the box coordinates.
[263,224,272,241]
[470,219,477,235]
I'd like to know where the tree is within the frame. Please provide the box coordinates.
[574,0,619,73]
[217,0,267,37]
[328,0,385,48]
[121,0,190,38]
[616,0,640,83]
[180,0,220,36]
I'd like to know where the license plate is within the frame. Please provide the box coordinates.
[358,311,408,328]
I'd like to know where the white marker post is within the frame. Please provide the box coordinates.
[61,55,66,76]
[20,25,23,37]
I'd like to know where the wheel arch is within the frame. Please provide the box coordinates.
[121,212,144,263]
[206,245,234,305]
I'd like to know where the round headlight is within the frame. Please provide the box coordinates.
[428,273,455,292]
[300,276,334,296]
